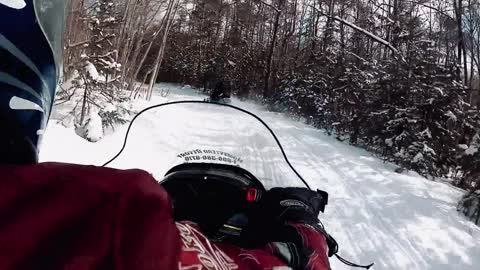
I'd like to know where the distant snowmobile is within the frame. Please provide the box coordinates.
[204,81,232,104]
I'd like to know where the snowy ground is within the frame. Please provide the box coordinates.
[40,83,480,270]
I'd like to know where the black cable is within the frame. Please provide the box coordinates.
[101,100,312,190]
[314,223,374,269]
[334,254,374,270]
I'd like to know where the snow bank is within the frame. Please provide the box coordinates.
[84,109,103,142]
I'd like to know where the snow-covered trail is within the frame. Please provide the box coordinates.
[238,102,480,270]
[41,84,480,270]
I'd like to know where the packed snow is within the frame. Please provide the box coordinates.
[40,83,480,270]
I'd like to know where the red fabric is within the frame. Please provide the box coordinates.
[290,223,331,270]
[0,163,330,270]
[176,221,288,269]
[175,222,331,270]
[0,163,181,270]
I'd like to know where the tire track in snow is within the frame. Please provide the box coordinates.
[253,114,427,269]
[252,109,480,269]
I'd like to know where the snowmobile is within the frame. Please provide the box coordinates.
[204,81,232,104]
[102,100,315,244]
[102,100,372,268]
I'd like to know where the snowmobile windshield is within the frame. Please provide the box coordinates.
[106,102,307,189]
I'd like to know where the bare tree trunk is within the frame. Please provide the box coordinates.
[147,0,179,100]
[310,1,319,54]
[339,2,346,60]
[128,3,169,91]
[119,0,141,68]
[116,0,135,52]
[80,75,89,125]
[470,38,475,88]
[322,0,335,52]
[454,0,468,84]
[263,0,285,99]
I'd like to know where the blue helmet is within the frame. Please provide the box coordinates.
[0,0,67,163]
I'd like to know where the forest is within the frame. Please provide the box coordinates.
[61,0,480,198]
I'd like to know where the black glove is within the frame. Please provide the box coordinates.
[246,188,374,270]
[257,187,328,226]
[243,188,330,269]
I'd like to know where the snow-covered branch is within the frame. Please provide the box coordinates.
[256,0,280,13]
[310,5,399,55]
[332,15,399,55]
[68,40,90,48]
